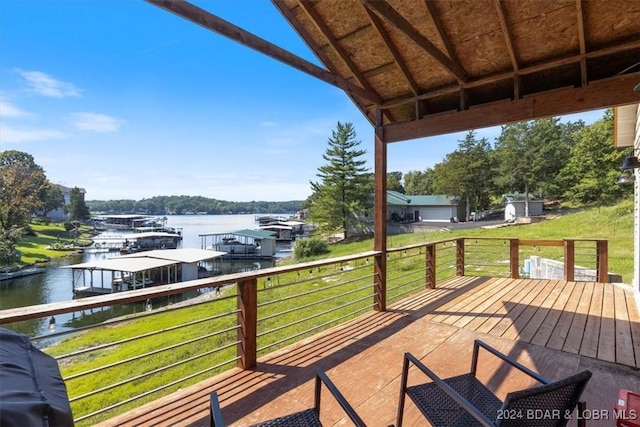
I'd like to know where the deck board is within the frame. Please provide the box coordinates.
[579,281,603,358]
[530,279,573,347]
[488,279,544,337]
[502,279,556,341]
[480,278,540,335]
[614,284,636,367]
[95,277,640,427]
[518,279,564,343]
[598,284,617,363]
[562,281,594,354]
[546,283,583,351]
[625,289,640,367]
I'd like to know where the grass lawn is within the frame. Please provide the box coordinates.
[13,222,94,266]
[315,198,636,284]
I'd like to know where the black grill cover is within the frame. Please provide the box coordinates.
[0,327,74,427]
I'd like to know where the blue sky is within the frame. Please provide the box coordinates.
[0,1,605,202]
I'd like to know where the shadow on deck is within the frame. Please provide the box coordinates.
[97,277,640,427]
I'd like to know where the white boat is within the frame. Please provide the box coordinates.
[217,237,258,255]
[199,229,277,259]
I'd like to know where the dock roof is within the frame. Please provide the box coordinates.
[63,249,226,272]
[61,257,176,273]
[121,248,226,263]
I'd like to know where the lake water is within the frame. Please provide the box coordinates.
[0,214,291,338]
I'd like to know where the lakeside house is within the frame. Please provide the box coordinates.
[387,190,467,223]
[46,185,86,222]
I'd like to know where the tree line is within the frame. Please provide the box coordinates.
[86,197,302,216]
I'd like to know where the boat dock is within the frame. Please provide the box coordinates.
[63,248,226,297]
[199,229,277,259]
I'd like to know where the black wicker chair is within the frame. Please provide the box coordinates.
[396,339,592,427]
[210,368,366,426]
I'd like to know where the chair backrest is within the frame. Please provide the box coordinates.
[496,370,592,427]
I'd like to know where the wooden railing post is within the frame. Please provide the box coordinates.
[426,243,436,288]
[237,278,257,370]
[456,238,465,276]
[564,239,575,282]
[597,240,608,283]
[510,239,520,279]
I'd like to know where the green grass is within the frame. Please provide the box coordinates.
[331,199,635,283]
[13,222,94,266]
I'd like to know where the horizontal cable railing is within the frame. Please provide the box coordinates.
[0,237,609,425]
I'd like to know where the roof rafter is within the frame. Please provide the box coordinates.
[361,0,468,83]
[576,0,588,87]
[359,2,427,120]
[296,1,378,98]
[422,0,467,109]
[145,0,382,105]
[375,38,640,111]
[494,0,521,99]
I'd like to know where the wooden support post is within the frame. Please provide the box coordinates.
[510,239,520,279]
[456,238,465,276]
[564,240,575,282]
[597,240,608,283]
[426,243,436,289]
[237,278,257,369]
[373,109,387,311]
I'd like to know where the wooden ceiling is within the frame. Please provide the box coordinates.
[148,0,640,143]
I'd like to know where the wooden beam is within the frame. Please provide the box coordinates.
[373,109,387,311]
[576,0,588,87]
[362,6,420,96]
[145,0,382,104]
[375,39,640,111]
[494,0,519,72]
[362,0,468,83]
[383,74,640,142]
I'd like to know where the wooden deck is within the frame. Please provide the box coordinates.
[98,277,640,427]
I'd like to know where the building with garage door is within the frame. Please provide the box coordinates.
[387,191,466,223]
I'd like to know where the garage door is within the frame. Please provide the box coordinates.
[420,207,452,221]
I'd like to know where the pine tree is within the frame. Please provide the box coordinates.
[308,122,372,239]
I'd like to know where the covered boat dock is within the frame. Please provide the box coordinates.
[63,248,226,297]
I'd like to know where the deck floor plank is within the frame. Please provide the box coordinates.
[624,289,640,368]
[546,283,583,351]
[517,280,565,343]
[463,278,527,332]
[579,281,603,358]
[427,277,503,324]
[488,279,549,337]
[530,280,574,347]
[598,284,617,363]
[448,277,514,328]
[613,285,636,367]
[562,282,594,354]
[475,278,541,334]
[502,279,556,341]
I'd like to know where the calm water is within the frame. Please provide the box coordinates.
[0,214,291,338]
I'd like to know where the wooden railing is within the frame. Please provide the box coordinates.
[0,237,608,425]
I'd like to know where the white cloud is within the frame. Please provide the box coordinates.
[260,120,278,127]
[70,112,123,132]
[0,125,67,143]
[0,95,32,118]
[16,69,82,98]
